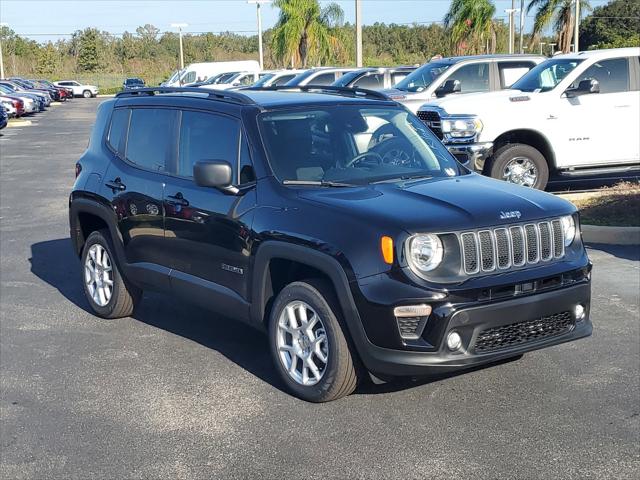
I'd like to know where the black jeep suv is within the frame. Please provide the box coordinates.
[69,86,592,402]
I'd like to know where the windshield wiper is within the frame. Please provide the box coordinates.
[371,174,433,184]
[282,180,356,187]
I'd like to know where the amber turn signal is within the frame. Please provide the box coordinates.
[381,236,394,264]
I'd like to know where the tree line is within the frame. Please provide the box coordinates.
[0,0,636,88]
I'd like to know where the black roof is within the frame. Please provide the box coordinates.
[115,86,394,109]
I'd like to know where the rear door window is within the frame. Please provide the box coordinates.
[126,108,178,172]
[498,61,537,88]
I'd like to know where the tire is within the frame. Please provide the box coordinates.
[81,230,141,318]
[82,90,92,98]
[488,143,549,190]
[268,279,360,402]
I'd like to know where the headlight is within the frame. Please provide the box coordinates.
[561,215,577,246]
[441,116,483,138]
[407,234,444,274]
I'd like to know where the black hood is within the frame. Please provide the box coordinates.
[297,174,575,234]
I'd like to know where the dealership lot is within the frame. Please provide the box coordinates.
[0,99,638,479]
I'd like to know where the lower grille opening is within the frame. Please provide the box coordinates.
[397,316,429,340]
[473,311,574,353]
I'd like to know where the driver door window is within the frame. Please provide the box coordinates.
[572,58,630,94]
[448,63,490,93]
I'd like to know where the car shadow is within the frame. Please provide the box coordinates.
[29,238,511,399]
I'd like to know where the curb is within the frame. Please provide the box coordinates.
[50,101,63,106]
[97,94,116,98]
[7,120,32,127]
[582,225,640,246]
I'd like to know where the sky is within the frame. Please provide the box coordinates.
[0,0,612,43]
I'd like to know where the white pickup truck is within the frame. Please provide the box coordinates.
[417,48,640,189]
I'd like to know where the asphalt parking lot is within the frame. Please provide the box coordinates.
[1,98,639,479]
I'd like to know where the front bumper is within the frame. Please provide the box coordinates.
[446,142,493,172]
[353,281,591,378]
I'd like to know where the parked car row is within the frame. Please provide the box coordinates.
[0,76,99,133]
[122,47,638,191]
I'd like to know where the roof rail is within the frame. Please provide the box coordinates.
[115,86,257,106]
[247,85,390,101]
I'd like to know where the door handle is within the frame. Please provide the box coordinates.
[105,177,126,192]
[167,192,189,207]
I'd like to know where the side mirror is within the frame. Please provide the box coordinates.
[436,79,461,98]
[566,78,600,98]
[193,160,235,191]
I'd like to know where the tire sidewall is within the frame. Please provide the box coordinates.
[81,231,121,318]
[83,90,92,98]
[490,144,549,190]
[268,281,348,402]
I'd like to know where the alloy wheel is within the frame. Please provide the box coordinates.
[84,244,114,307]
[276,301,329,386]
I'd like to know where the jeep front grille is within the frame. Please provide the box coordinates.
[417,110,443,139]
[460,220,565,275]
[474,311,574,353]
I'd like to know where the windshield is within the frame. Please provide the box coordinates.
[167,70,182,83]
[333,70,370,87]
[252,73,276,88]
[394,62,451,92]
[126,79,144,85]
[512,58,583,92]
[260,105,462,185]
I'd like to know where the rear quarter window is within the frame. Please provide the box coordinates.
[106,108,130,157]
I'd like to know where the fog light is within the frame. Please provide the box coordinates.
[574,304,586,321]
[446,331,462,351]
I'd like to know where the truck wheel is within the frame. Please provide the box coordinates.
[268,279,360,402]
[81,230,141,318]
[82,90,92,98]
[489,143,549,190]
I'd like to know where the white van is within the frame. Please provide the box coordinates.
[162,61,261,87]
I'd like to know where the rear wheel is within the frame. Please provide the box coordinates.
[488,143,549,190]
[268,279,360,402]
[81,230,140,318]
[82,90,92,98]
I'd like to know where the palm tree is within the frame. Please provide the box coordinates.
[271,0,345,68]
[444,0,497,55]
[527,0,591,53]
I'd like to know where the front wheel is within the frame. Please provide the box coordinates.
[82,90,92,98]
[81,230,141,318]
[488,143,549,190]
[268,280,360,402]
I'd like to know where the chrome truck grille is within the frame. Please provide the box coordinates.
[459,219,565,275]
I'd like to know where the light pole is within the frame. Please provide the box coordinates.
[355,0,362,67]
[505,8,519,54]
[0,22,8,79]
[573,0,580,52]
[171,23,188,73]
[248,0,270,70]
[519,0,525,54]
